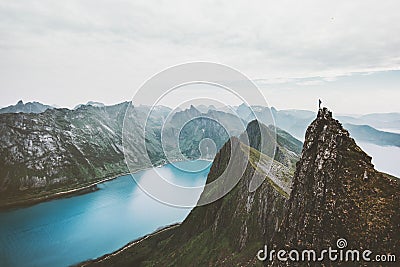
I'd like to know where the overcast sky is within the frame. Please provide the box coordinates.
[1,0,399,113]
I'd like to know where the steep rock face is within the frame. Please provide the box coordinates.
[164,138,291,266]
[161,105,247,161]
[241,120,301,169]
[276,108,400,257]
[0,104,131,206]
[178,117,229,159]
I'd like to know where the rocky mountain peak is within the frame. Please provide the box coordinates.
[187,104,200,115]
[278,107,399,255]
[300,107,373,183]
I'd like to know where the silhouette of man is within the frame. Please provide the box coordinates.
[319,99,322,109]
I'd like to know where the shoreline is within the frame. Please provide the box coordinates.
[0,158,214,211]
[76,223,180,266]
[0,172,131,211]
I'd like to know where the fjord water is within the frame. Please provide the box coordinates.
[357,142,400,177]
[0,160,211,267]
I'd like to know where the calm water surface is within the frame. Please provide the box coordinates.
[357,142,400,177]
[0,160,211,267]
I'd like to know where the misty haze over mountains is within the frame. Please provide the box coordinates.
[1,100,399,179]
[2,100,400,141]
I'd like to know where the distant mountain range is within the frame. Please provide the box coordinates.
[343,123,400,147]
[73,101,106,109]
[0,100,53,114]
[2,101,400,146]
[339,112,400,129]
[235,104,400,147]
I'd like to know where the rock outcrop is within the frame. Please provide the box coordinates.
[275,108,399,259]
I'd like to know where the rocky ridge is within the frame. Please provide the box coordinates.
[275,108,400,260]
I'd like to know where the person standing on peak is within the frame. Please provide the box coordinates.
[319,99,322,109]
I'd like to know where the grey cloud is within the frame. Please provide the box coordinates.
[0,0,399,111]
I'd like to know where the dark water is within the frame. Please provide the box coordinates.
[0,160,211,267]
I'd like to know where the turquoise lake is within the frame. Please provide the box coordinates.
[0,160,211,267]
